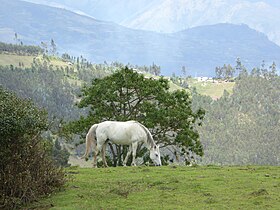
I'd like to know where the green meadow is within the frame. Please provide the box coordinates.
[187,78,235,99]
[0,54,71,68]
[27,165,280,209]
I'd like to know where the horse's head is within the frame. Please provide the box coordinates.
[150,145,161,166]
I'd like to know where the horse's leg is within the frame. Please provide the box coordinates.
[93,140,104,168]
[123,145,132,166]
[101,143,108,167]
[131,142,138,166]
[93,148,99,168]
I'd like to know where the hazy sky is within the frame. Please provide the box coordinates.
[24,0,280,7]
[248,0,280,7]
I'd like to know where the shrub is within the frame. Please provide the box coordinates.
[0,87,65,209]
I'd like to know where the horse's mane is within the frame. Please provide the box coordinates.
[133,121,156,148]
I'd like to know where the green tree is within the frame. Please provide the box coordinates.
[150,62,161,76]
[251,67,261,77]
[0,87,65,209]
[215,66,222,79]
[261,60,268,78]
[40,41,48,54]
[268,61,277,78]
[225,64,235,79]
[68,67,204,165]
[235,58,248,79]
[182,66,187,77]
[50,39,57,55]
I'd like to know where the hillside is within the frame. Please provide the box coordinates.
[26,166,280,209]
[1,0,280,76]
[0,54,34,68]
[0,47,187,120]
[1,43,279,166]
[194,74,280,165]
[0,52,233,98]
[0,53,71,68]
[187,78,235,99]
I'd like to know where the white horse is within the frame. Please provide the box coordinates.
[81,121,161,167]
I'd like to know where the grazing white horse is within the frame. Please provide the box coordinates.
[81,121,161,167]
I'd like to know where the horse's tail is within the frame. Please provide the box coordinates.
[81,124,98,159]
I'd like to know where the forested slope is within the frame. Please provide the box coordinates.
[194,74,280,165]
[0,43,279,166]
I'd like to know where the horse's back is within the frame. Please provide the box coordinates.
[96,121,146,145]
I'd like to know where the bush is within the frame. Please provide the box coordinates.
[0,87,66,209]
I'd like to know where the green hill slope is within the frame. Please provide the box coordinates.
[0,53,71,68]
[0,52,234,99]
[187,78,235,99]
[0,53,34,67]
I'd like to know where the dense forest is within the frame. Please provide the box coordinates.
[0,42,279,166]
[193,69,280,165]
[0,52,114,121]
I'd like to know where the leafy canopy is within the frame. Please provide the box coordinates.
[0,87,65,209]
[69,67,204,156]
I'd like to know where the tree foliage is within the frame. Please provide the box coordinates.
[68,67,204,165]
[0,87,65,209]
[193,69,280,165]
[215,64,235,80]
[0,42,43,55]
[0,59,83,121]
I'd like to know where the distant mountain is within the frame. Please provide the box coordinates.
[122,0,280,46]
[1,0,280,76]
[24,0,280,46]
[23,0,160,22]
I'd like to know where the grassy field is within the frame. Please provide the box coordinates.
[187,79,235,99]
[0,53,35,67]
[0,53,70,68]
[27,166,280,209]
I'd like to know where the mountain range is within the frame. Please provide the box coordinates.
[24,0,280,46]
[0,0,280,76]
